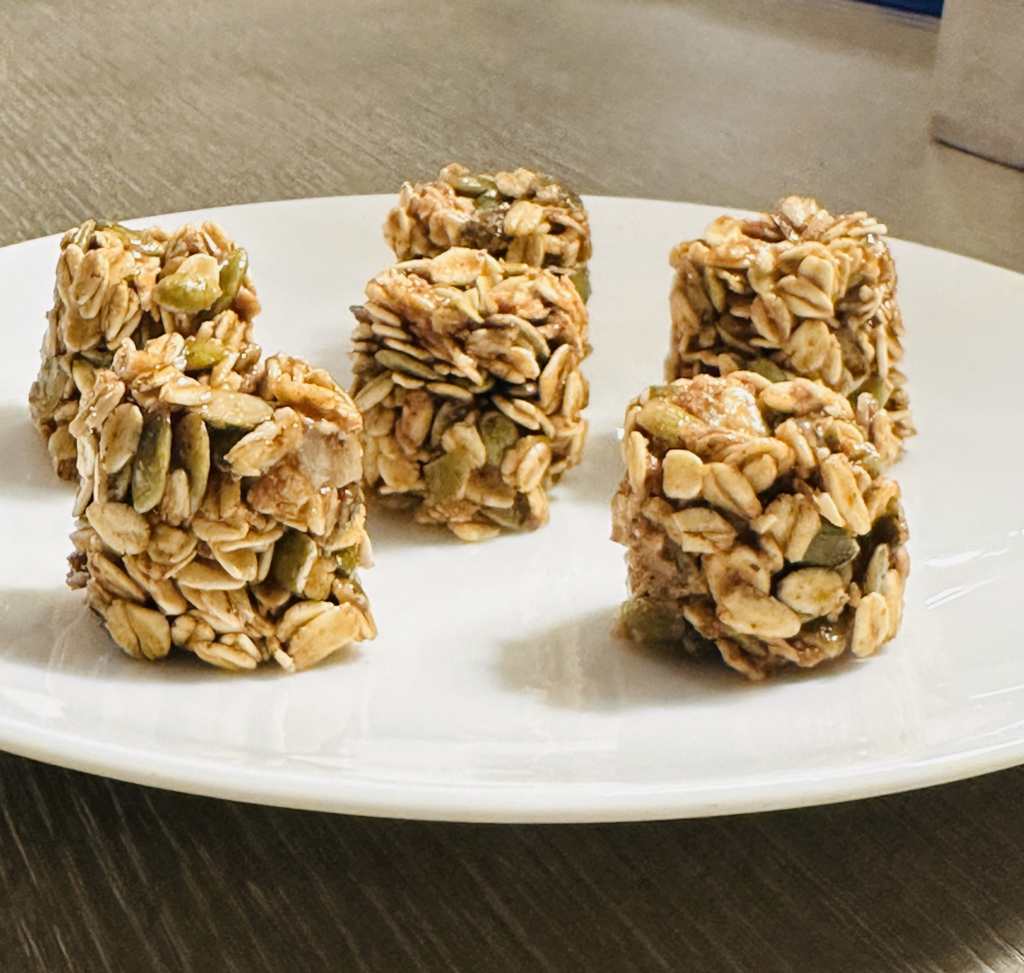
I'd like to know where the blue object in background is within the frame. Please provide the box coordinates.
[854,0,944,14]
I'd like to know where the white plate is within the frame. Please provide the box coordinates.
[2,195,1023,823]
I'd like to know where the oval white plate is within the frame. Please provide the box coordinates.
[2,196,1023,823]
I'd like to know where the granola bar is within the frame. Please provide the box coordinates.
[29,220,261,480]
[611,372,909,679]
[666,196,912,465]
[383,164,592,297]
[65,336,374,671]
[350,247,589,541]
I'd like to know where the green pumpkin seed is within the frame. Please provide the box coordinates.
[270,530,317,595]
[849,375,894,410]
[473,190,501,211]
[616,599,690,644]
[375,349,438,381]
[183,336,228,371]
[337,546,360,577]
[479,412,519,467]
[424,447,472,501]
[153,271,221,314]
[33,357,66,416]
[870,512,906,548]
[569,267,591,303]
[198,390,273,429]
[96,223,164,256]
[132,412,172,513]
[200,248,249,321]
[208,426,248,472]
[479,505,524,530]
[746,358,788,383]
[800,520,860,567]
[635,399,698,446]
[174,412,210,514]
[446,174,496,197]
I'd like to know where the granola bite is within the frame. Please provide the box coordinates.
[611,372,909,680]
[29,220,262,480]
[350,247,589,541]
[666,196,912,461]
[65,338,374,672]
[383,163,592,297]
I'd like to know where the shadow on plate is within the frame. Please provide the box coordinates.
[0,588,361,683]
[498,605,859,711]
[0,407,74,500]
[556,427,622,508]
[366,504,464,551]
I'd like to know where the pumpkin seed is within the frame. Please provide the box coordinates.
[616,599,691,644]
[153,258,222,314]
[446,173,496,197]
[174,412,210,514]
[375,349,438,381]
[132,412,172,513]
[197,390,273,429]
[635,398,698,446]
[849,374,893,409]
[424,447,472,501]
[183,336,228,371]
[746,358,788,383]
[800,520,859,567]
[270,530,318,595]
[479,412,519,467]
[472,189,501,211]
[337,546,360,577]
[569,267,591,303]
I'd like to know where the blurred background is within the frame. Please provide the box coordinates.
[1,0,1020,271]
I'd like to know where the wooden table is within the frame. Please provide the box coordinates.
[2,1,1022,969]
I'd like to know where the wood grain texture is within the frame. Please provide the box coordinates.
[0,0,1021,270]
[1,1,1024,970]
[0,753,1022,973]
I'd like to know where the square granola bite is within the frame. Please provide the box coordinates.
[612,372,908,679]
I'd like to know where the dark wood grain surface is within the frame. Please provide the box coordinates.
[2,1,1023,970]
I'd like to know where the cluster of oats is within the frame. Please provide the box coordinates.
[667,196,912,461]
[612,373,908,679]
[383,163,592,297]
[65,336,375,671]
[29,220,261,481]
[350,246,589,540]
